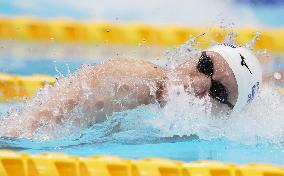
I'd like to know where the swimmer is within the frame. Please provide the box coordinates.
[1,45,262,137]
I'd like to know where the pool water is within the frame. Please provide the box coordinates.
[1,103,284,165]
[0,45,284,165]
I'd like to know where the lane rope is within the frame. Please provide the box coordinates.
[0,150,283,176]
[0,17,284,51]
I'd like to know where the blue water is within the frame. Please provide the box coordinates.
[1,135,284,165]
[0,57,90,76]
[1,107,284,165]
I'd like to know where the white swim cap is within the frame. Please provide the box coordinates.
[206,44,262,113]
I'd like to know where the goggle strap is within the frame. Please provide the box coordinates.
[225,101,234,109]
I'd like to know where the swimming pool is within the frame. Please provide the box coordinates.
[1,42,284,166]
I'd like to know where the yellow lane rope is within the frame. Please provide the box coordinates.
[0,17,284,52]
[0,150,282,176]
[0,73,54,101]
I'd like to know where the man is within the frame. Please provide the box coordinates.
[1,44,262,138]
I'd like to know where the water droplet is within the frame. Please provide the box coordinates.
[273,72,282,80]
[246,32,261,49]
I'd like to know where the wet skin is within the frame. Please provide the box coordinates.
[1,51,238,137]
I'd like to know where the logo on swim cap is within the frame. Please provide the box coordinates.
[221,43,237,48]
[239,54,252,74]
[247,82,260,104]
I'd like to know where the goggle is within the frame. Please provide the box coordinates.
[197,51,234,109]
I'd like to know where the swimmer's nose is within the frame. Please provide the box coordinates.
[191,75,211,98]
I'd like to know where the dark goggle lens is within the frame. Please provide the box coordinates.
[197,51,214,77]
[209,80,234,109]
[209,80,228,103]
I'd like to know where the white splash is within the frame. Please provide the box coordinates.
[0,31,283,147]
[145,86,284,145]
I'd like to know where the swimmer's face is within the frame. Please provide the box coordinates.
[175,51,238,111]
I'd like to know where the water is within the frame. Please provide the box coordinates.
[0,36,284,165]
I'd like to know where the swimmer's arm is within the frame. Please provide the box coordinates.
[27,63,167,124]
[18,66,96,130]
[4,62,167,137]
[1,65,100,137]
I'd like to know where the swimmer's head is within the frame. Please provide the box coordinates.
[174,44,262,113]
[207,45,262,113]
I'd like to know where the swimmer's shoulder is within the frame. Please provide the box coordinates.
[75,58,167,81]
[101,58,155,67]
